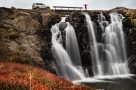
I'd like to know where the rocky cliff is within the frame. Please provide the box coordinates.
[0,7,60,72]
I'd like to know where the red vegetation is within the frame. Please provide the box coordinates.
[0,62,94,90]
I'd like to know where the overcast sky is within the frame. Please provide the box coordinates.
[0,0,136,10]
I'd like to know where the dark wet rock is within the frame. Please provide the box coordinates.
[127,28,136,57]
[81,50,94,76]
[81,50,92,66]
[128,56,136,74]
[66,11,85,29]
[59,22,68,31]
[47,14,61,29]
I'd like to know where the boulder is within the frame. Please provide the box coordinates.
[59,22,68,31]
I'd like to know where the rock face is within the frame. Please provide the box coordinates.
[0,7,60,71]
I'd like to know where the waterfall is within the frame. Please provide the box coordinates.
[51,23,85,81]
[51,12,130,81]
[65,22,82,66]
[84,13,103,76]
[84,12,130,76]
[102,13,130,75]
[98,12,109,33]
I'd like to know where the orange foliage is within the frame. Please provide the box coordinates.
[0,62,93,90]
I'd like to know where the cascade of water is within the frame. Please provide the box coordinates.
[98,12,109,33]
[84,12,130,76]
[102,13,130,75]
[51,12,130,81]
[51,23,85,81]
[65,22,82,66]
[84,13,103,76]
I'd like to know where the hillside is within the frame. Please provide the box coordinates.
[0,62,95,90]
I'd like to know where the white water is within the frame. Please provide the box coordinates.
[65,22,82,66]
[73,74,134,84]
[84,12,130,76]
[61,17,66,22]
[51,23,85,81]
[102,13,130,75]
[84,13,103,76]
[51,12,130,82]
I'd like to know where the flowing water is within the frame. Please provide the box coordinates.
[51,23,85,81]
[84,13,103,76]
[51,12,130,81]
[73,13,133,90]
[101,12,130,75]
[65,22,82,66]
[84,12,130,76]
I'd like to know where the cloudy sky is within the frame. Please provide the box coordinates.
[0,0,136,10]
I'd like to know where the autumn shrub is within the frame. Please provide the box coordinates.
[0,62,94,90]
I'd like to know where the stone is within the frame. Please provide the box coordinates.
[59,22,68,31]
